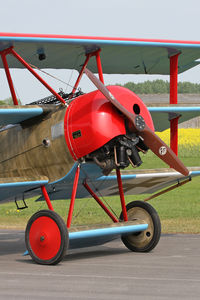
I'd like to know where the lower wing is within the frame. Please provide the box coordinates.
[36,163,200,201]
[0,176,48,203]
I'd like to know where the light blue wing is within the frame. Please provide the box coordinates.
[0,176,48,202]
[0,106,47,126]
[1,33,200,74]
[148,105,200,131]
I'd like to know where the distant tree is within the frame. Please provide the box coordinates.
[120,80,200,94]
[178,81,200,93]
[0,97,21,105]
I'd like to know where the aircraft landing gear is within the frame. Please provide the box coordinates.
[25,210,68,265]
[120,201,161,252]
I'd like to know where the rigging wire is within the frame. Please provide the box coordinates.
[29,52,85,94]
[65,53,81,93]
[28,63,76,90]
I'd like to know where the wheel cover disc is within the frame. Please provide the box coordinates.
[127,207,154,248]
[29,216,61,260]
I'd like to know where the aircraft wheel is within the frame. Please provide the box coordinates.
[25,210,68,265]
[120,201,161,252]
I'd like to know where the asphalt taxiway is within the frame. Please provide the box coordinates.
[0,230,200,299]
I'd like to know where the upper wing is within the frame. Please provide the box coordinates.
[0,33,200,74]
[148,105,200,131]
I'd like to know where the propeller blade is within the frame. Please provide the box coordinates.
[85,68,189,176]
[139,127,189,176]
[85,68,138,130]
[85,68,132,116]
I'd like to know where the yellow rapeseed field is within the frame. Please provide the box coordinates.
[157,128,200,146]
[156,128,200,157]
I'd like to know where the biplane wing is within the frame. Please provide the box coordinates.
[0,160,199,203]
[148,105,200,131]
[0,176,48,202]
[0,105,50,126]
[0,33,200,74]
[37,163,200,201]
[1,105,199,130]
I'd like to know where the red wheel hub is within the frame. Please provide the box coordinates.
[29,216,61,260]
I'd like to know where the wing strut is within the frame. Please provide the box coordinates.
[83,169,128,223]
[83,180,119,223]
[72,49,104,96]
[0,47,66,105]
[67,164,80,228]
[1,49,19,105]
[116,169,128,221]
[169,53,180,156]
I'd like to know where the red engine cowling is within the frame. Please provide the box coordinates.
[64,86,154,160]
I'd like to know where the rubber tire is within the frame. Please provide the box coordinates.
[120,201,161,252]
[25,210,68,265]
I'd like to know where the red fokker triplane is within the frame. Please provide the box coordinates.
[0,33,200,264]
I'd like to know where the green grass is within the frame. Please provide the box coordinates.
[0,146,199,233]
[0,177,199,233]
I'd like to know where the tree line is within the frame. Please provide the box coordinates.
[0,97,21,105]
[120,80,200,94]
[1,80,200,104]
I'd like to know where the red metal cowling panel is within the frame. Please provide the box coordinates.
[64,86,154,160]
[108,85,155,131]
[64,89,126,160]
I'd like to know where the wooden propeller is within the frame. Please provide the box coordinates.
[85,68,189,176]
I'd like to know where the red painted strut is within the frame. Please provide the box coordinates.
[169,53,180,156]
[0,47,66,106]
[116,169,128,221]
[95,50,104,84]
[41,185,54,211]
[10,48,66,105]
[72,54,90,95]
[72,49,104,94]
[67,165,80,228]
[0,50,18,105]
[83,180,119,223]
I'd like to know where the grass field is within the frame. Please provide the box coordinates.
[0,129,200,233]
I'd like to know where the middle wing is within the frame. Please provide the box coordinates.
[0,105,54,126]
[148,104,200,131]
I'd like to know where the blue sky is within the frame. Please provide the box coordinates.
[1,0,200,103]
